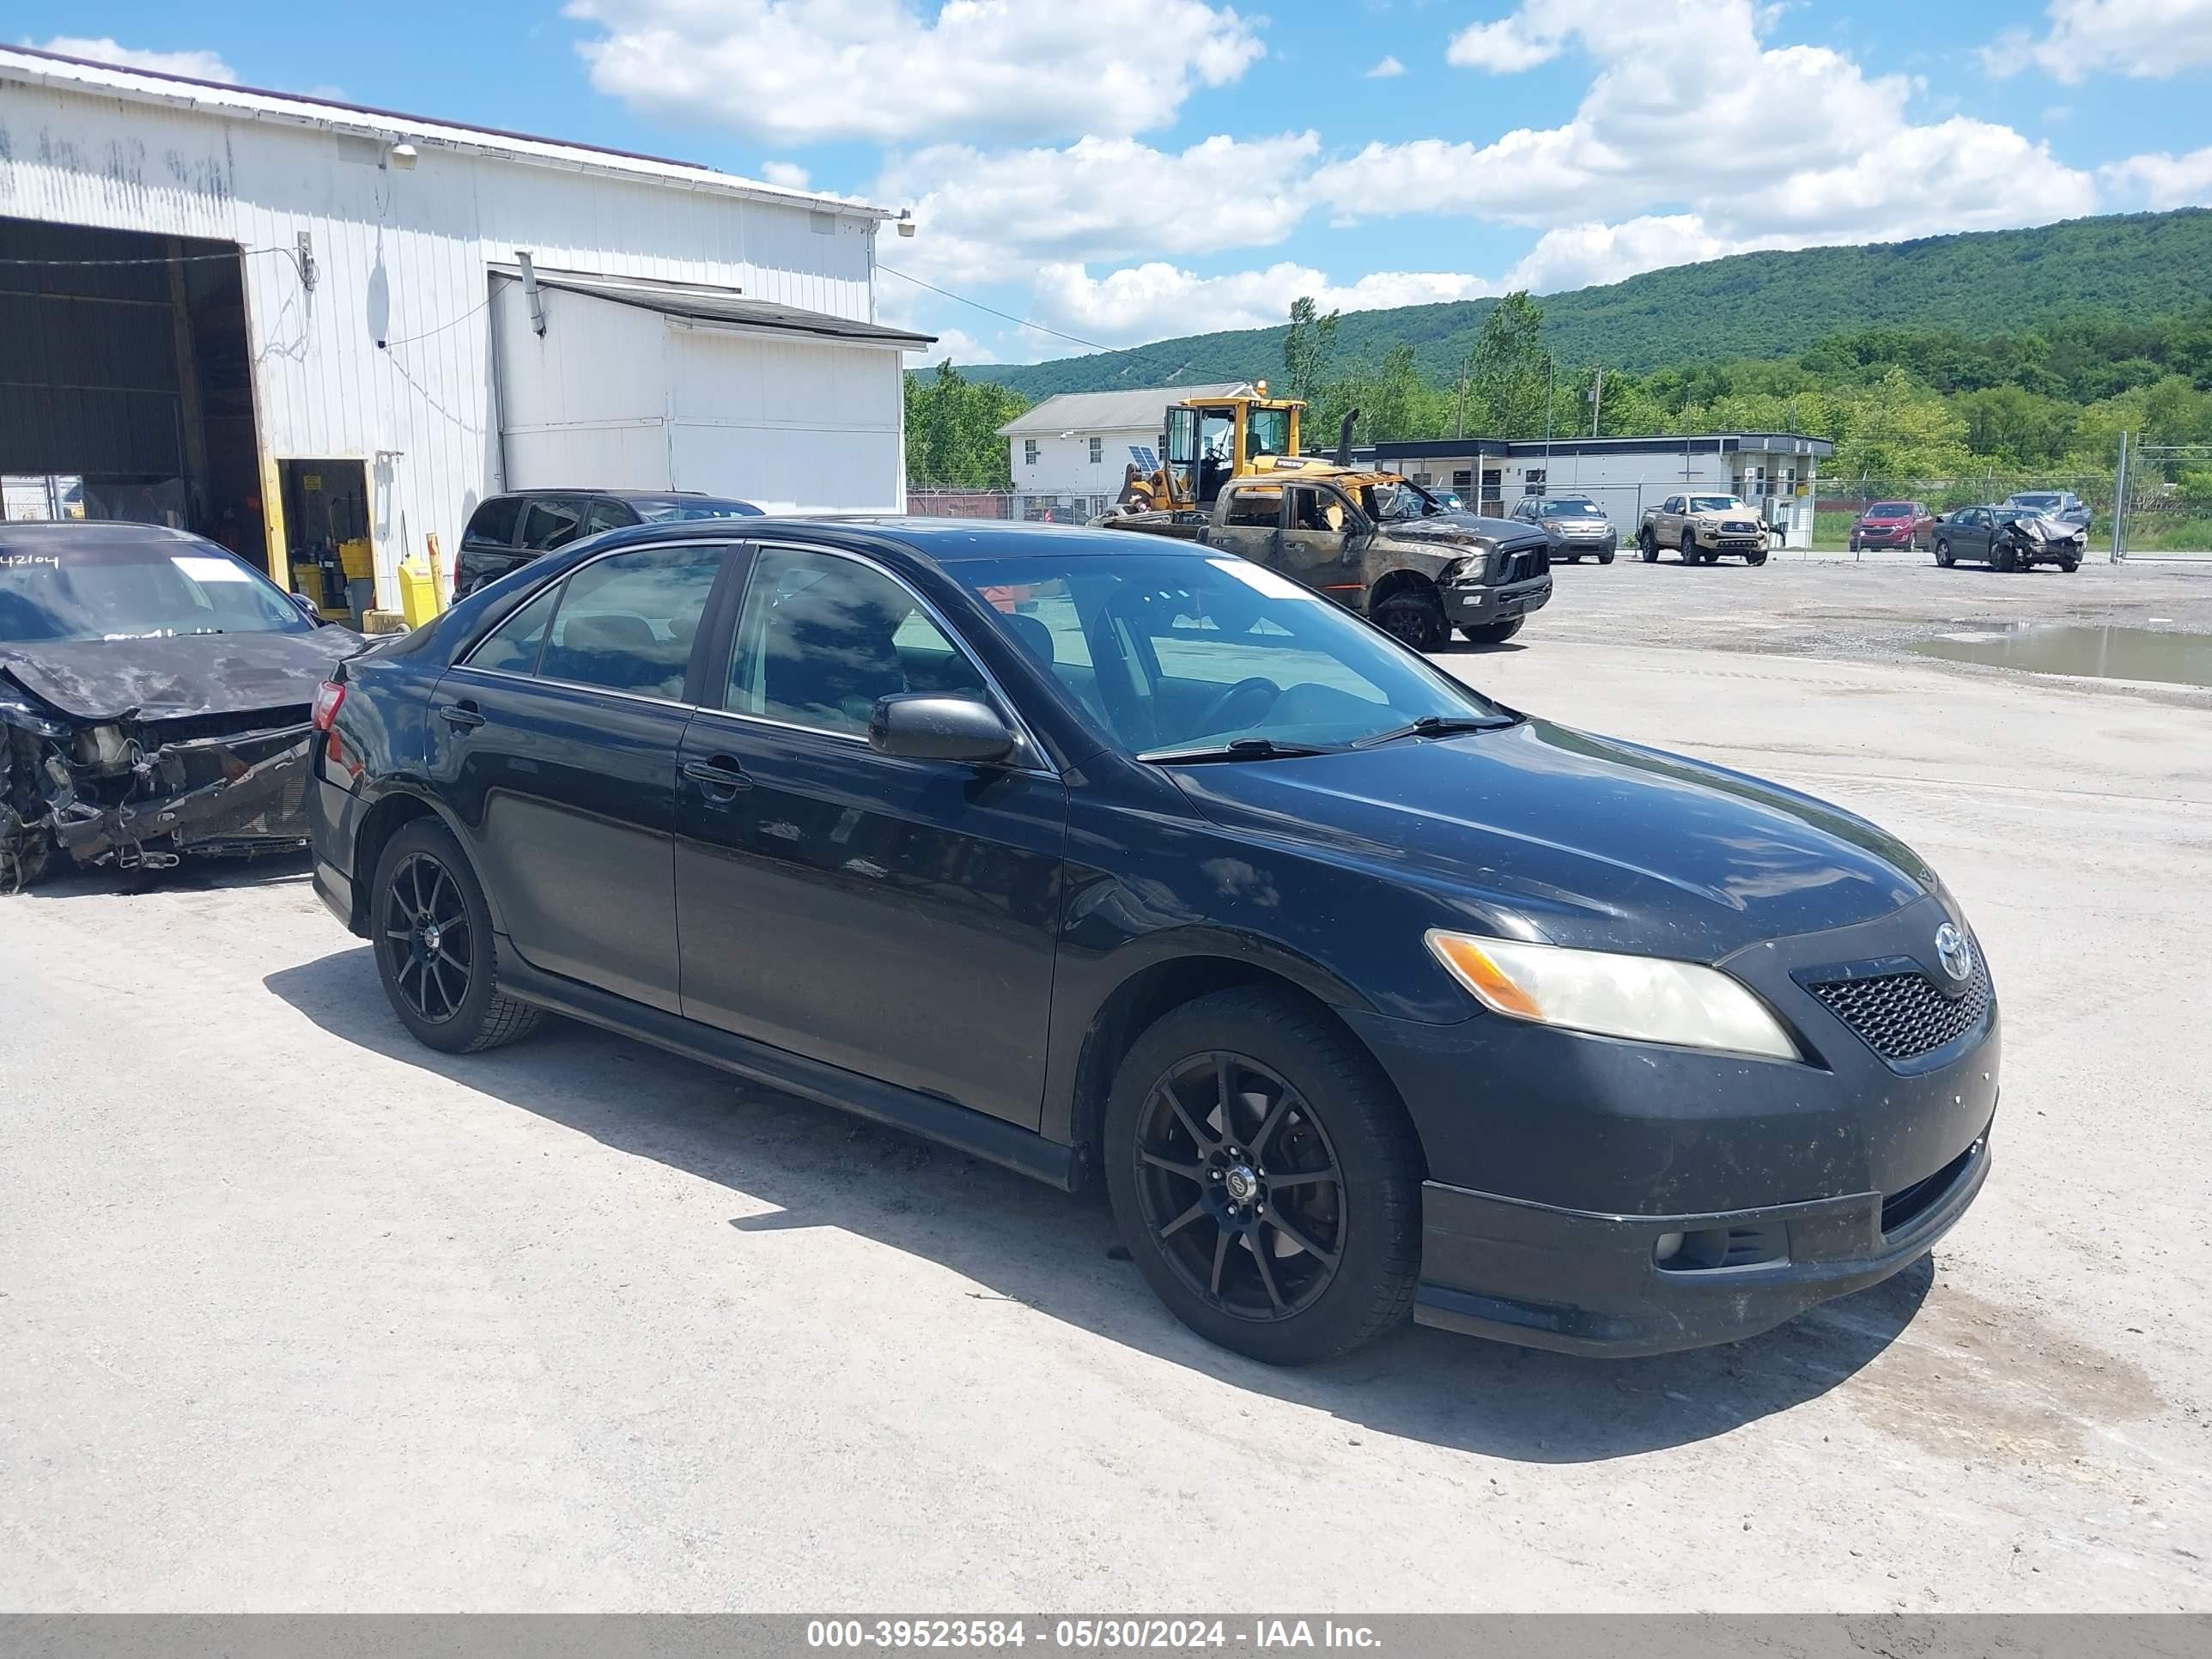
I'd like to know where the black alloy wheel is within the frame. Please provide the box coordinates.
[370,817,542,1054]
[1372,593,1446,653]
[1131,1050,1346,1324]
[380,850,474,1025]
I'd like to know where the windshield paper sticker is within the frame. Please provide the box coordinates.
[173,556,253,583]
[1207,558,1315,603]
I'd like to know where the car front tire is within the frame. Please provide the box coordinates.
[1103,988,1423,1366]
[1638,529,1659,562]
[1598,546,1615,565]
[1371,592,1447,653]
[372,817,544,1054]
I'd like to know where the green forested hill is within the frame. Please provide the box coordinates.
[955,210,2212,396]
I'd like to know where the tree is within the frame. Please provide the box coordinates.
[1463,291,1551,439]
[904,362,1028,489]
[1282,296,1340,405]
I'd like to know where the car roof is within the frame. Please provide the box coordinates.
[0,520,222,555]
[486,488,757,506]
[580,514,1216,568]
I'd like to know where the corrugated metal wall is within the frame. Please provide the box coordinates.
[0,77,884,603]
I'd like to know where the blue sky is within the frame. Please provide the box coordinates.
[18,2,2212,362]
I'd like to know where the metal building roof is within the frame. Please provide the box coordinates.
[494,266,934,349]
[997,384,1253,438]
[0,43,896,221]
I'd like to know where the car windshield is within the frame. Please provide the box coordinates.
[0,540,312,644]
[1688,495,1745,513]
[1540,499,1601,518]
[1364,481,1445,521]
[957,550,1510,758]
[2009,494,2059,508]
[634,500,763,522]
[1869,502,1915,516]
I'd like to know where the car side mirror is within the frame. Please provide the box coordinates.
[290,592,324,624]
[870,693,1018,766]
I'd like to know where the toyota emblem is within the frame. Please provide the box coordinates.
[1935,922,1974,982]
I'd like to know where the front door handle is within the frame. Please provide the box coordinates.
[683,757,752,799]
[440,702,485,731]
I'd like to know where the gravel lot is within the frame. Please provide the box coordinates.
[3,556,2209,1612]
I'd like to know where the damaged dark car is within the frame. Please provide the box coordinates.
[0,523,362,890]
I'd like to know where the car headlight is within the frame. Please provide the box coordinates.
[1425,930,1802,1060]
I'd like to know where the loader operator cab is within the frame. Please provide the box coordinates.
[1162,393,1300,509]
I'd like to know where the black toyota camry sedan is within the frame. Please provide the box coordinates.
[307,518,1996,1364]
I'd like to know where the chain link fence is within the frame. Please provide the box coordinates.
[2113,438,2212,561]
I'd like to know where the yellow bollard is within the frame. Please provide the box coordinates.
[398,548,443,629]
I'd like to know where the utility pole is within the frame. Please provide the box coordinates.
[1543,354,1556,473]
[1589,367,1603,438]
[1455,368,1468,441]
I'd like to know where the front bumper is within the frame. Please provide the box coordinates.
[1415,1124,1989,1355]
[1443,574,1553,627]
[50,728,313,866]
[1342,893,2000,1353]
[1852,526,1915,546]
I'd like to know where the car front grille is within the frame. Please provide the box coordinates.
[1722,520,1757,533]
[1498,546,1550,583]
[1806,957,1992,1064]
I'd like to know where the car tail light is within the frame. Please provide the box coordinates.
[312,679,346,732]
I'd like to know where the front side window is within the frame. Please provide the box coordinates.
[727,547,988,738]
[956,551,1508,758]
[1247,407,1291,458]
[1287,488,1348,535]
[536,544,725,699]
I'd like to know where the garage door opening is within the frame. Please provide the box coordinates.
[279,459,372,618]
[0,216,267,570]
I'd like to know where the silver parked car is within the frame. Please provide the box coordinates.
[1510,495,1619,564]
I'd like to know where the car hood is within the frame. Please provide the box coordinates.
[1168,719,1931,959]
[0,628,362,722]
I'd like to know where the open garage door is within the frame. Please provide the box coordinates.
[0,217,266,569]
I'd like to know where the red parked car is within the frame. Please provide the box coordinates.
[1849,501,1935,552]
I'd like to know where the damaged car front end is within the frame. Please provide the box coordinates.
[0,524,362,891]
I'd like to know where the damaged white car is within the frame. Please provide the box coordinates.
[0,523,362,890]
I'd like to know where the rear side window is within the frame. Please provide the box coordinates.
[538,545,726,700]
[585,499,634,537]
[464,496,523,546]
[1222,489,1280,530]
[469,583,561,675]
[521,498,586,550]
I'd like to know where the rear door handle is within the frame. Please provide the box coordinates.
[440,702,485,731]
[683,757,752,798]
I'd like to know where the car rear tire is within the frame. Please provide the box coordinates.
[1460,617,1523,646]
[1934,539,1954,568]
[372,818,543,1055]
[1103,987,1424,1366]
[1371,592,1447,653]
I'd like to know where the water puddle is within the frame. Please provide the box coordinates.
[1906,623,2212,688]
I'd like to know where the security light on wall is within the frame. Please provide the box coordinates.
[896,209,915,238]
[387,143,419,171]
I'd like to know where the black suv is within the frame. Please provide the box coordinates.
[454,490,761,598]
[309,518,1996,1365]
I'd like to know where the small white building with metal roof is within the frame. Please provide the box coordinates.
[0,44,927,611]
[999,383,1250,519]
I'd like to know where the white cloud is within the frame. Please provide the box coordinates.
[566,0,1265,145]
[2100,146,2212,209]
[33,35,237,82]
[1984,0,2212,83]
[760,161,811,190]
[1503,216,1746,293]
[878,132,1320,289]
[1365,55,1406,78]
[1029,262,1498,350]
[1312,1,2096,246]
[1446,8,1570,73]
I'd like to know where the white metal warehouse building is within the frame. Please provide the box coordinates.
[0,45,927,611]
